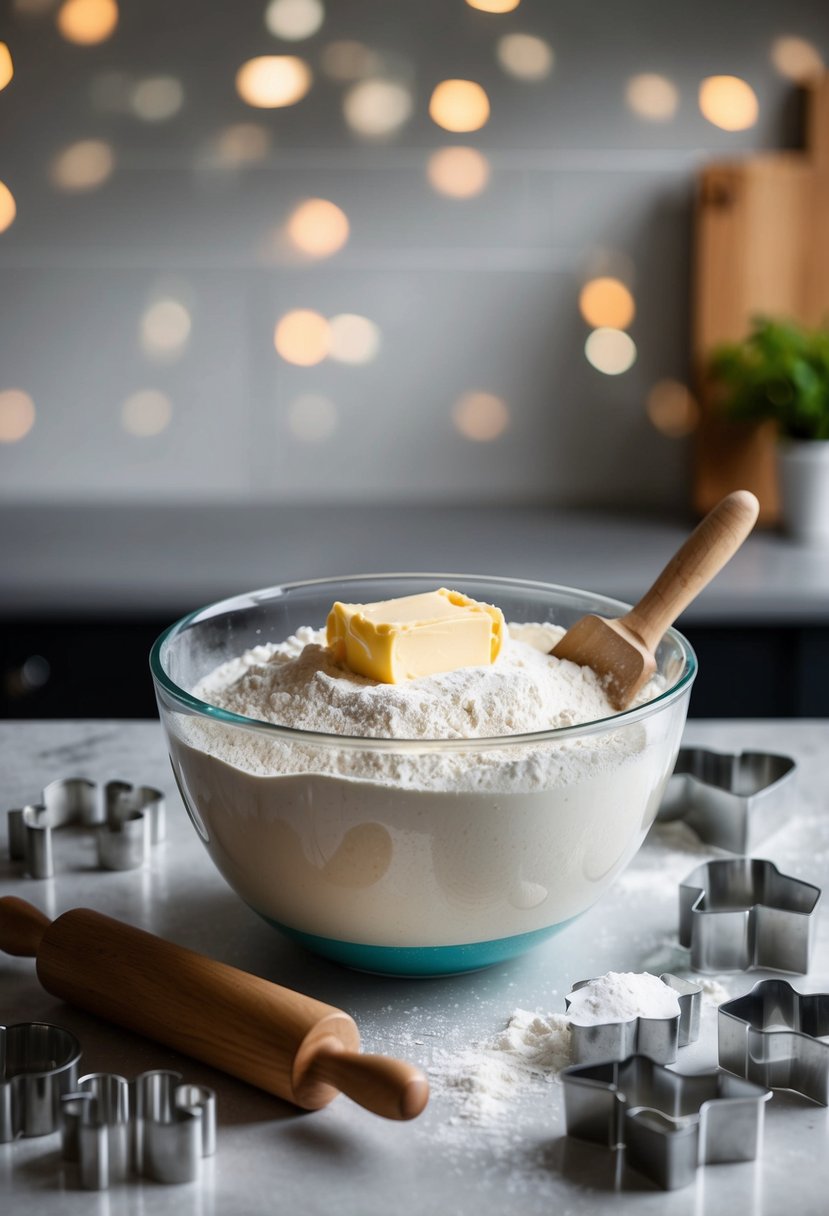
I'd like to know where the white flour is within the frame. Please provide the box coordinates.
[566,971,680,1024]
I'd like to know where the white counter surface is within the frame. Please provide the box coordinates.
[2,718,829,1215]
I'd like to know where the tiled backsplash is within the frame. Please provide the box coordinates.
[0,0,824,505]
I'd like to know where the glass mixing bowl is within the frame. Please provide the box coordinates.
[150,574,696,976]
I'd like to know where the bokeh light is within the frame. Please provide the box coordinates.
[287,393,338,442]
[236,56,311,108]
[0,181,17,234]
[646,379,700,437]
[213,123,272,166]
[321,41,381,82]
[130,76,184,122]
[329,314,381,364]
[625,73,679,121]
[496,34,554,81]
[265,0,324,41]
[286,198,349,258]
[771,36,824,83]
[0,389,35,443]
[274,309,330,365]
[466,0,521,12]
[140,299,192,360]
[121,389,173,437]
[452,391,510,441]
[56,0,118,45]
[50,139,114,191]
[584,328,637,375]
[699,75,758,131]
[0,44,14,92]
[427,146,491,198]
[579,277,636,330]
[343,78,413,138]
[429,79,490,133]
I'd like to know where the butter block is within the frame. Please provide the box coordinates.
[326,588,505,683]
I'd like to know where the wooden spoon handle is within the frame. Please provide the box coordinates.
[306,1038,429,1122]
[623,490,759,651]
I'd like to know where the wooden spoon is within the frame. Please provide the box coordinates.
[551,490,760,709]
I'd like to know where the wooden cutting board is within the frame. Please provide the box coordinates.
[693,74,829,522]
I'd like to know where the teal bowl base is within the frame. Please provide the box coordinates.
[260,916,580,976]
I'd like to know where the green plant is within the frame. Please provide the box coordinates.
[710,317,829,441]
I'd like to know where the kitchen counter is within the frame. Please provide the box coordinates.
[2,718,829,1216]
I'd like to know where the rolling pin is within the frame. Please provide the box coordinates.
[0,897,428,1121]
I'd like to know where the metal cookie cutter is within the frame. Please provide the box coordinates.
[62,1069,216,1189]
[719,979,829,1106]
[657,747,796,853]
[7,777,165,878]
[561,1054,771,1191]
[679,858,820,973]
[0,1022,82,1142]
[565,974,701,1065]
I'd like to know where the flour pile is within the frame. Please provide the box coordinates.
[566,970,681,1025]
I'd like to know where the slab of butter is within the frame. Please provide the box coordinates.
[326,588,505,683]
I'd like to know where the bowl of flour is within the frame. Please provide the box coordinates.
[150,574,696,975]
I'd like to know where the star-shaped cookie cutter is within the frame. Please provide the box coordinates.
[561,1054,771,1191]
[679,858,820,973]
[718,979,829,1106]
[7,777,165,878]
[61,1068,216,1189]
[0,1022,82,1142]
[565,974,701,1065]
[657,747,796,853]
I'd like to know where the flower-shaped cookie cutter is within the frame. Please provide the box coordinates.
[565,974,701,1065]
[0,1022,82,1141]
[679,858,820,973]
[718,979,829,1106]
[561,1054,771,1191]
[657,747,796,853]
[7,777,165,878]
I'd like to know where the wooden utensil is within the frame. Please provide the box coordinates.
[551,490,760,709]
[0,897,428,1122]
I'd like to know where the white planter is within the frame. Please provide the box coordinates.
[776,440,829,544]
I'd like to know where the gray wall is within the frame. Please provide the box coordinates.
[0,0,825,508]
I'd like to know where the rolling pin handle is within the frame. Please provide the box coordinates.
[306,1037,429,1122]
[0,896,51,957]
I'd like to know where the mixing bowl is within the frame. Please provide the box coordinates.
[150,574,696,976]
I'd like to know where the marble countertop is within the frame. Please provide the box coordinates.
[2,718,829,1216]
[3,502,829,623]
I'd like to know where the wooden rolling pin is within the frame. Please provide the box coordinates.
[0,897,428,1121]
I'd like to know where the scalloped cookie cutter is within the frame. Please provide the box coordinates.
[679,858,820,973]
[7,777,165,878]
[657,747,796,853]
[561,1054,771,1191]
[565,974,701,1065]
[718,979,829,1106]
[0,1022,82,1142]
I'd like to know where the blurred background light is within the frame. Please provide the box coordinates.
[496,34,554,81]
[646,379,700,437]
[771,35,824,83]
[698,74,759,131]
[274,309,330,365]
[50,139,114,191]
[328,314,380,364]
[429,79,490,132]
[286,197,350,258]
[0,389,35,443]
[0,181,17,234]
[56,0,118,45]
[579,277,636,330]
[343,78,413,138]
[236,55,311,108]
[14,0,58,14]
[320,40,382,82]
[584,328,637,375]
[427,146,490,198]
[452,391,509,441]
[265,0,324,42]
[466,0,521,13]
[0,44,14,91]
[212,123,272,166]
[89,68,132,113]
[121,389,173,437]
[130,75,184,122]
[140,298,192,360]
[625,73,679,121]
[287,393,338,442]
